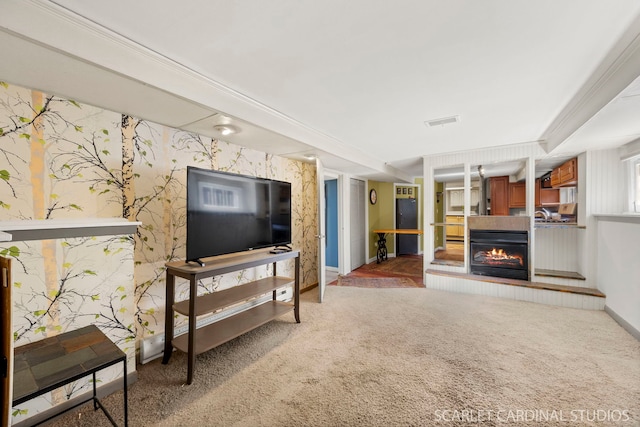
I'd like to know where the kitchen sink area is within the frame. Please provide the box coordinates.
[533,202,579,227]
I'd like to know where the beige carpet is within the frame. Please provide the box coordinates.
[46,286,639,426]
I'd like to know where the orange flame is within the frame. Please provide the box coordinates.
[484,247,523,266]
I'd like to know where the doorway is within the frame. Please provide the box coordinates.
[394,184,421,256]
[350,178,366,270]
[433,166,465,265]
[396,198,418,254]
[324,178,339,284]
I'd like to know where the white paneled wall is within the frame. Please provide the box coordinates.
[579,150,627,287]
[584,149,626,215]
[596,218,640,333]
[426,272,605,310]
[534,227,580,272]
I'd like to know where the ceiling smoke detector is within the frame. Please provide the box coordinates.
[424,115,460,128]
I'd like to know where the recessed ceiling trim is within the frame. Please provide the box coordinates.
[541,11,640,153]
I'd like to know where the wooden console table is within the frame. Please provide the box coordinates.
[162,249,300,384]
[13,325,128,426]
[372,229,423,263]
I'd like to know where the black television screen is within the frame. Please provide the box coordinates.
[186,166,292,263]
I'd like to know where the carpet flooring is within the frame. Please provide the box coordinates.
[43,286,640,427]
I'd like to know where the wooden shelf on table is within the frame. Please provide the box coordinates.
[172,301,293,355]
[173,276,293,317]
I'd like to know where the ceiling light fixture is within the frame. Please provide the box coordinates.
[213,124,239,136]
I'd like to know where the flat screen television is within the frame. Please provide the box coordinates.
[186,166,292,265]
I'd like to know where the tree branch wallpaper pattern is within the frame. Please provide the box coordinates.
[0,81,317,423]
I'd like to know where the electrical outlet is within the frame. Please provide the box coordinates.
[140,333,165,364]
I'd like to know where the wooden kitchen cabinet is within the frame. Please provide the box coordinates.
[558,158,577,186]
[535,178,560,207]
[445,215,464,241]
[550,157,577,187]
[550,168,561,187]
[490,176,509,215]
[508,182,526,208]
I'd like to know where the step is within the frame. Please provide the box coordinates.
[425,269,605,310]
[535,268,585,280]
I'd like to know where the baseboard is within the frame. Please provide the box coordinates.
[605,305,640,341]
[367,253,397,264]
[12,372,137,427]
[302,282,318,293]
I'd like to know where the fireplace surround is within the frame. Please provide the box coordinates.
[467,216,530,281]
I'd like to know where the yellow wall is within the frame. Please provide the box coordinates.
[368,181,395,259]
[415,178,424,250]
[368,179,426,259]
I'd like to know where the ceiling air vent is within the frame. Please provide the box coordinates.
[424,115,460,127]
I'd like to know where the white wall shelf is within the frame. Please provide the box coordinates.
[0,218,141,241]
[593,213,640,224]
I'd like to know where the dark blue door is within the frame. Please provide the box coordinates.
[325,179,338,268]
[396,198,418,255]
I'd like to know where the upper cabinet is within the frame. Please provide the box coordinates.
[549,158,577,188]
[490,176,529,213]
[490,176,510,215]
[447,188,464,208]
[508,182,526,208]
[444,184,480,215]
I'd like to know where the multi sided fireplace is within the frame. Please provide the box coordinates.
[469,229,529,281]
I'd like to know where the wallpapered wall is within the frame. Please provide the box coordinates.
[0,82,317,422]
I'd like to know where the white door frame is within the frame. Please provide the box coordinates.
[316,158,327,302]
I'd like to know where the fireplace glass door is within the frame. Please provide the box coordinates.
[469,230,529,280]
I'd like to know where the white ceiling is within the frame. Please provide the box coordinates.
[2,0,640,181]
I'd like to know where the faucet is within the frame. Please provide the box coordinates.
[534,208,551,220]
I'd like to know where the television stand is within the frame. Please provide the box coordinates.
[162,249,300,385]
[187,258,206,267]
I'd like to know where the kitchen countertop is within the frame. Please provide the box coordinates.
[534,222,585,229]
